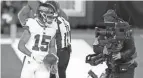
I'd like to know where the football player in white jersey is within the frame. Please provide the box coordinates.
[18,2,59,78]
[18,1,71,78]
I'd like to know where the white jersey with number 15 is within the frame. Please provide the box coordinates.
[24,18,57,55]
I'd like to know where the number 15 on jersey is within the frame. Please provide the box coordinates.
[32,34,51,52]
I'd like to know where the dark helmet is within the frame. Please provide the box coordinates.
[37,1,59,24]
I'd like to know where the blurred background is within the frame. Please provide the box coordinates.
[1,1,143,78]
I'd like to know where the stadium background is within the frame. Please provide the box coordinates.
[1,1,143,78]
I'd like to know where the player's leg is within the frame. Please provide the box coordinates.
[20,56,37,78]
[50,49,70,78]
[57,49,70,78]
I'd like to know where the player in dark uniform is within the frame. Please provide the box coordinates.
[94,9,138,78]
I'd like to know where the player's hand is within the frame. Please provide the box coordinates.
[50,64,58,74]
[100,72,107,78]
[43,63,58,74]
[112,52,121,60]
[43,53,58,74]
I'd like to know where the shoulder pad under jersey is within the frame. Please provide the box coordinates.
[23,18,36,31]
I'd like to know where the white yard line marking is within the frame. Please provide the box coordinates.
[11,39,107,78]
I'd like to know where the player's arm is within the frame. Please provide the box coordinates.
[49,36,57,55]
[66,20,72,53]
[48,35,58,74]
[18,28,31,57]
[120,36,137,61]
[93,37,104,54]
[18,5,31,26]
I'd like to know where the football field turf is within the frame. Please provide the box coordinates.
[1,29,143,78]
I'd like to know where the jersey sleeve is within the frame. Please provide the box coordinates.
[61,17,70,30]
[23,18,34,31]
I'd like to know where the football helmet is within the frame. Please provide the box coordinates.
[37,1,59,25]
